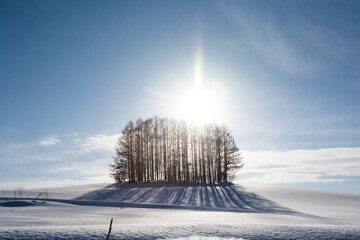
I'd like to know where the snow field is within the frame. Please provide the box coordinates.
[0,183,359,239]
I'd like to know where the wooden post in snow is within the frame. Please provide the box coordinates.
[106,218,113,240]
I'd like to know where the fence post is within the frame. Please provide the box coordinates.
[106,218,113,240]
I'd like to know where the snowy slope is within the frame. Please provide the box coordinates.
[248,185,360,224]
[0,183,359,239]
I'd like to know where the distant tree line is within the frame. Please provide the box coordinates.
[110,116,243,184]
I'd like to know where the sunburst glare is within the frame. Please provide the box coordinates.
[175,42,222,125]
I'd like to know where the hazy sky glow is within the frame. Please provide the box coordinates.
[1,0,360,193]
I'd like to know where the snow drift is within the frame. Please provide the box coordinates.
[0,183,359,239]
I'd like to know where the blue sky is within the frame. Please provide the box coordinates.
[1,0,360,193]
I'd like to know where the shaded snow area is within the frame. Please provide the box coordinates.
[0,183,359,239]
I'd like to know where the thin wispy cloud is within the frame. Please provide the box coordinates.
[217,2,314,75]
[64,131,79,137]
[0,142,32,153]
[3,131,360,190]
[0,132,119,189]
[77,134,121,153]
[0,175,112,190]
[236,147,360,184]
[48,167,76,173]
[48,162,109,176]
[34,156,57,162]
[38,135,61,146]
[299,14,360,66]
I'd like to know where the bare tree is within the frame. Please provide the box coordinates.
[111,117,244,184]
[14,185,25,199]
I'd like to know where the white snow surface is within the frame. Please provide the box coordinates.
[0,183,359,239]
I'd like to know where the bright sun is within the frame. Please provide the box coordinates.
[177,87,219,125]
[175,40,223,125]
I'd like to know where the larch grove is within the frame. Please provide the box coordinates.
[111,116,243,184]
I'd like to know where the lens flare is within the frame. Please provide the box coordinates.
[175,39,222,125]
[194,45,202,90]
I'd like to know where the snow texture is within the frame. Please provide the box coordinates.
[0,183,359,239]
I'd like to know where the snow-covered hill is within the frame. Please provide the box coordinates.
[0,183,359,239]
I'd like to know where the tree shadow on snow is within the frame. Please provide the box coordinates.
[75,183,297,215]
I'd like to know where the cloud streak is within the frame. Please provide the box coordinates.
[2,131,360,192]
[38,135,61,146]
[217,2,314,75]
[236,147,360,184]
[76,134,121,153]
[64,131,79,137]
